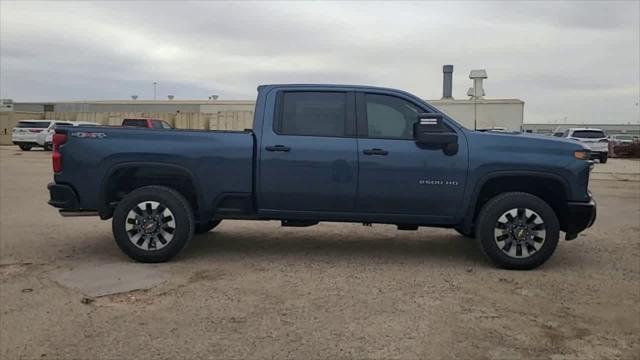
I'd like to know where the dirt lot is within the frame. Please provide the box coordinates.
[1,146,639,359]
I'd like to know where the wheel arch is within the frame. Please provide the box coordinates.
[466,171,571,233]
[98,162,206,221]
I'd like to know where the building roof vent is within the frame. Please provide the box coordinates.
[442,65,454,99]
[467,69,488,99]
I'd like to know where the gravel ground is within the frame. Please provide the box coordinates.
[1,146,639,359]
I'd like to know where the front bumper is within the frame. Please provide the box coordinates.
[565,195,597,240]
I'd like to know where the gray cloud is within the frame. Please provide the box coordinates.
[1,0,638,124]
[473,1,639,30]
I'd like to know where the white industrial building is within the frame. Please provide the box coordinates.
[5,65,525,132]
[7,66,640,146]
[522,123,640,136]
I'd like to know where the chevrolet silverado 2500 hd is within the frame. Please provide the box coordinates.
[47,84,596,269]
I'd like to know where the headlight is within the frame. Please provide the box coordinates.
[574,150,590,160]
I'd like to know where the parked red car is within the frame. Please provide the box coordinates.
[122,118,173,129]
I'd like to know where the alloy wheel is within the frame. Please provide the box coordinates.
[125,201,176,251]
[494,208,546,259]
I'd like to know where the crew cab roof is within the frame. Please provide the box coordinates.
[568,128,605,131]
[258,84,405,92]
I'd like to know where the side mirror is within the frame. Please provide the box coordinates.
[413,113,459,155]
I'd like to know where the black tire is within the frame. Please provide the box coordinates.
[18,145,31,151]
[44,143,52,151]
[112,185,194,263]
[475,192,559,270]
[454,226,475,239]
[195,220,221,234]
[600,154,608,164]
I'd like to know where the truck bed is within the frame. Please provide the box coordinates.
[54,126,255,213]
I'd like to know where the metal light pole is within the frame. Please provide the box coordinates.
[468,70,487,131]
[474,96,477,131]
[153,82,157,100]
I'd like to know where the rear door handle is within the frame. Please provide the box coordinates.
[362,148,388,156]
[265,145,291,152]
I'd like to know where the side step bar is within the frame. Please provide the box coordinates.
[59,210,99,217]
[281,220,318,227]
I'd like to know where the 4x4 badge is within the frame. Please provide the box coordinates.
[70,132,107,139]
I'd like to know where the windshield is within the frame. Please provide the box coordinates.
[572,130,606,139]
[17,121,50,128]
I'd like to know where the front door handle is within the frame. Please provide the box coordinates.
[265,145,291,152]
[362,148,388,156]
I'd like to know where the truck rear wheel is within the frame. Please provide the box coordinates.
[18,145,31,151]
[112,185,194,263]
[475,192,559,270]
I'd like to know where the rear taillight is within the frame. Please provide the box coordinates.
[29,129,42,133]
[52,133,67,172]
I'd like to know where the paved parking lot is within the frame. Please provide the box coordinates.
[1,146,639,359]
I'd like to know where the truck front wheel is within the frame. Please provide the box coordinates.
[112,186,194,263]
[475,192,559,270]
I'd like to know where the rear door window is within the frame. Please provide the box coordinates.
[17,121,50,128]
[572,130,606,139]
[275,92,347,137]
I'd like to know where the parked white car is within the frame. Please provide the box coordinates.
[12,120,55,151]
[562,128,609,163]
[609,134,634,144]
[38,121,100,150]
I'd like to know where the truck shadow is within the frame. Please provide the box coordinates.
[179,228,489,266]
[68,226,584,271]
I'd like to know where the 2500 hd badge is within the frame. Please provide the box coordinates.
[419,179,460,186]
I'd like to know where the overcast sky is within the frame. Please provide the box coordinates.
[1,1,639,123]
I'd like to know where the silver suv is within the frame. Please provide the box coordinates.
[562,128,608,163]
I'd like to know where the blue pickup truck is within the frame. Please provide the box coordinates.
[48,84,596,269]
